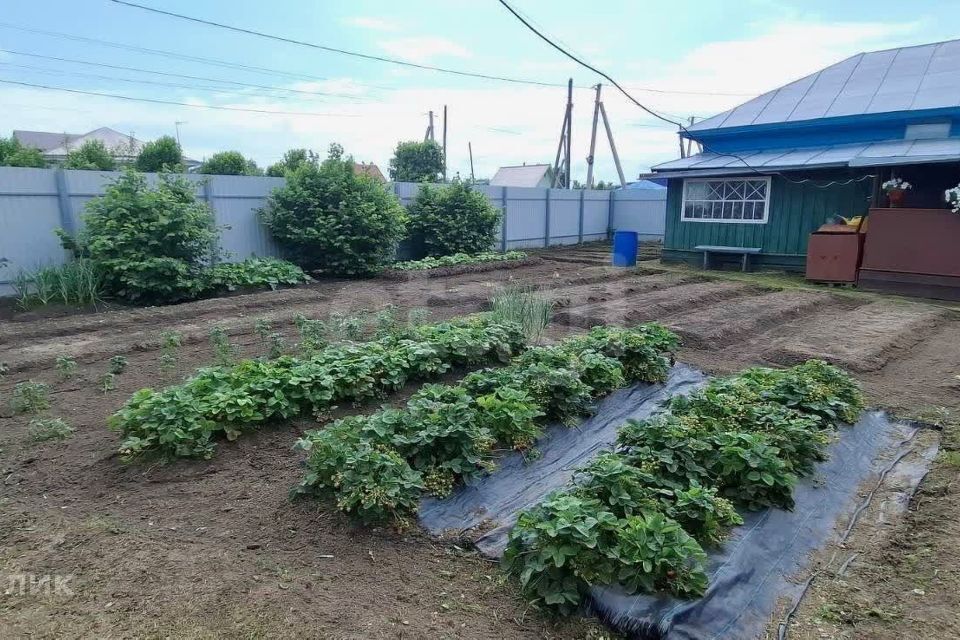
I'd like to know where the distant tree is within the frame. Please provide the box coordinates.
[198,150,263,176]
[135,135,184,172]
[64,140,117,171]
[572,179,617,190]
[266,148,319,177]
[388,140,444,183]
[0,136,46,168]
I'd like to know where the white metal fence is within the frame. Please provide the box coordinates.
[0,167,665,296]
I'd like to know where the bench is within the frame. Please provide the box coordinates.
[694,245,762,272]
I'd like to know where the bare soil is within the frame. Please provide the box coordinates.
[2,247,958,639]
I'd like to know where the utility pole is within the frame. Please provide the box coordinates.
[442,105,448,183]
[598,102,626,187]
[174,121,187,147]
[424,110,435,142]
[551,78,574,188]
[585,84,602,189]
[468,142,475,183]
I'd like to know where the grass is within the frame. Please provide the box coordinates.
[12,258,105,309]
[490,285,553,344]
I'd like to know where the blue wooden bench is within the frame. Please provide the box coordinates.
[694,245,762,272]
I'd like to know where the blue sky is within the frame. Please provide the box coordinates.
[1,0,958,180]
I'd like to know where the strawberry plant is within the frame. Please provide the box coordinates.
[55,356,78,379]
[109,355,128,375]
[11,381,51,414]
[391,251,527,271]
[28,417,74,442]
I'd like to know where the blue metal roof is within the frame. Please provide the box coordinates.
[688,38,960,132]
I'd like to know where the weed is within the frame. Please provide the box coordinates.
[99,373,116,393]
[159,331,182,375]
[109,355,128,375]
[490,286,553,344]
[209,326,236,366]
[254,319,273,356]
[373,305,399,336]
[11,381,51,414]
[392,251,527,271]
[294,314,327,353]
[407,307,429,327]
[12,258,104,309]
[28,417,74,442]
[0,362,8,378]
[55,355,78,379]
[328,312,365,341]
[267,332,287,359]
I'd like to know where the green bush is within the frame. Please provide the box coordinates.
[259,144,407,275]
[134,135,184,172]
[64,140,116,171]
[388,140,443,183]
[203,258,310,293]
[408,181,501,257]
[198,150,263,176]
[0,136,46,168]
[63,170,217,302]
[391,251,526,271]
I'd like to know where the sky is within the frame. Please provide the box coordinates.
[1,0,958,182]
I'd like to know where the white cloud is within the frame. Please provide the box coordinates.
[379,37,472,64]
[343,16,399,32]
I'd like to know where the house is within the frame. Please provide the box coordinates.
[13,127,200,168]
[490,163,555,188]
[353,162,386,182]
[651,38,960,272]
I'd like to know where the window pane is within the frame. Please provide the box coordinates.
[754,202,766,220]
[707,182,724,199]
[732,202,744,219]
[722,202,733,219]
[685,181,708,200]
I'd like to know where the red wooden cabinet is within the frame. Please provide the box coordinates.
[806,232,864,283]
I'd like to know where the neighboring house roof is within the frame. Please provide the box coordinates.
[624,179,667,190]
[490,163,553,187]
[13,130,83,152]
[689,38,960,132]
[353,162,386,182]
[41,127,145,158]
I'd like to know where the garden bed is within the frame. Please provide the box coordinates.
[380,253,540,280]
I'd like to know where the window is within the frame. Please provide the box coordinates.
[681,177,771,224]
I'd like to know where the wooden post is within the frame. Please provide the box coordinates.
[586,84,602,189]
[599,101,626,187]
[544,188,551,247]
[500,187,508,252]
[468,142,475,183]
[442,105,448,183]
[54,168,75,235]
[578,189,585,244]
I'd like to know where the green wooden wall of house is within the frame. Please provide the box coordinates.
[662,171,874,271]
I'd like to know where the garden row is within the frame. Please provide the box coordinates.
[502,359,865,613]
[109,315,527,460]
[293,324,680,526]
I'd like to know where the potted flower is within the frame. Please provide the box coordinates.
[881,178,912,207]
[945,184,960,214]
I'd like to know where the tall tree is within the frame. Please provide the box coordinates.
[388,140,444,183]
[135,135,184,172]
[266,148,318,177]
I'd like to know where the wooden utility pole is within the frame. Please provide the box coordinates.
[685,116,696,158]
[585,84,602,189]
[599,102,626,187]
[468,142,475,183]
[424,110,435,142]
[442,105,448,182]
[551,78,574,188]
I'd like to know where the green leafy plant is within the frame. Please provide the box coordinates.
[56,356,78,379]
[28,417,74,442]
[159,330,182,376]
[407,181,501,257]
[62,170,218,303]
[0,135,46,167]
[208,327,236,367]
[490,285,553,344]
[99,372,116,394]
[11,258,104,309]
[294,315,327,354]
[197,150,263,176]
[109,355,128,375]
[204,258,310,293]
[267,332,287,359]
[388,139,443,182]
[134,135,184,172]
[266,148,318,177]
[11,381,51,414]
[64,139,117,171]
[259,143,407,275]
[391,251,527,271]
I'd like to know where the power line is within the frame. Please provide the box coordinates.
[107,0,568,88]
[0,78,363,117]
[0,48,373,101]
[496,0,876,188]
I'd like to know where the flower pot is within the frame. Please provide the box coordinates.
[887,188,906,207]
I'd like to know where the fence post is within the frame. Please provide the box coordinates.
[607,189,616,240]
[54,168,76,235]
[202,179,220,264]
[577,189,585,244]
[500,187,508,252]
[544,188,551,247]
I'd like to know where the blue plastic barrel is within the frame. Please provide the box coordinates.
[612,230,638,267]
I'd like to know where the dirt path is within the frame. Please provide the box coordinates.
[2,249,958,639]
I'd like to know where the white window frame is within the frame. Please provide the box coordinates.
[680,176,772,224]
